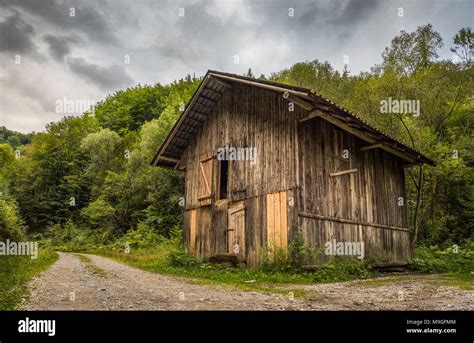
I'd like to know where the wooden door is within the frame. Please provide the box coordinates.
[227,202,245,260]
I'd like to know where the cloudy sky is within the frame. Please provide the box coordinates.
[0,0,472,133]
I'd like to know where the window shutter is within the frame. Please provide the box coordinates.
[198,155,213,203]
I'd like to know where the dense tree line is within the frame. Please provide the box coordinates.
[0,127,33,150]
[0,25,472,249]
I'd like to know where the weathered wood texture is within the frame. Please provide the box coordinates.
[266,191,288,260]
[297,118,410,264]
[182,82,410,266]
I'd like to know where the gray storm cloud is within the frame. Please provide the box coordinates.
[66,57,133,91]
[0,9,37,54]
[0,0,472,133]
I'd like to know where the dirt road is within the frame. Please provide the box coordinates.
[23,252,473,310]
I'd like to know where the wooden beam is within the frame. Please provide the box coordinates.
[184,116,204,127]
[203,87,223,98]
[403,162,422,168]
[361,143,383,151]
[326,153,350,163]
[198,94,218,103]
[282,92,313,110]
[158,155,180,163]
[209,75,232,88]
[210,73,310,98]
[329,168,358,177]
[189,110,210,120]
[197,194,212,201]
[299,109,325,122]
[309,107,418,164]
[298,212,409,232]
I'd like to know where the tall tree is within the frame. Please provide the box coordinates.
[451,27,474,65]
[382,24,443,74]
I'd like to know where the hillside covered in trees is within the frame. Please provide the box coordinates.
[1,24,472,253]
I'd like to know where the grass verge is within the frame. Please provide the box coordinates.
[349,272,474,290]
[0,250,58,310]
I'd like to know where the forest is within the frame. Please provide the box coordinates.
[0,24,473,269]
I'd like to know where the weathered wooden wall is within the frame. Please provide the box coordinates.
[182,83,305,264]
[297,118,410,264]
[182,82,410,266]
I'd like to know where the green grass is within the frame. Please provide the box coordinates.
[426,272,474,290]
[0,250,58,310]
[350,272,474,290]
[74,253,110,278]
[411,245,473,273]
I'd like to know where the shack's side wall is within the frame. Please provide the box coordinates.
[297,118,410,264]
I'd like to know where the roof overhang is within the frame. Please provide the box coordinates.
[151,70,435,169]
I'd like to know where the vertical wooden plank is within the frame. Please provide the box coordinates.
[266,192,275,259]
[280,191,288,253]
[190,209,197,254]
[273,191,281,256]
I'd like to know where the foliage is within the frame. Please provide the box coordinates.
[311,257,371,282]
[0,145,25,240]
[8,115,100,232]
[382,24,443,74]
[288,229,307,269]
[169,250,199,268]
[93,84,170,135]
[451,27,473,65]
[411,244,474,273]
[0,198,25,240]
[115,222,163,250]
[0,126,33,150]
[0,249,58,310]
[80,128,122,190]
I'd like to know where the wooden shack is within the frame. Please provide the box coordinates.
[152,70,434,267]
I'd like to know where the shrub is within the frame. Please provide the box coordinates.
[45,220,100,252]
[288,229,306,269]
[115,222,163,251]
[411,244,473,273]
[312,257,370,282]
[169,250,199,268]
[0,198,25,241]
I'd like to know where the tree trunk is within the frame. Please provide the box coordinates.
[411,165,424,252]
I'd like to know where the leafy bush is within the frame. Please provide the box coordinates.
[0,198,25,240]
[411,244,473,273]
[168,250,199,268]
[288,229,306,269]
[45,220,111,252]
[114,222,163,251]
[312,257,371,282]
